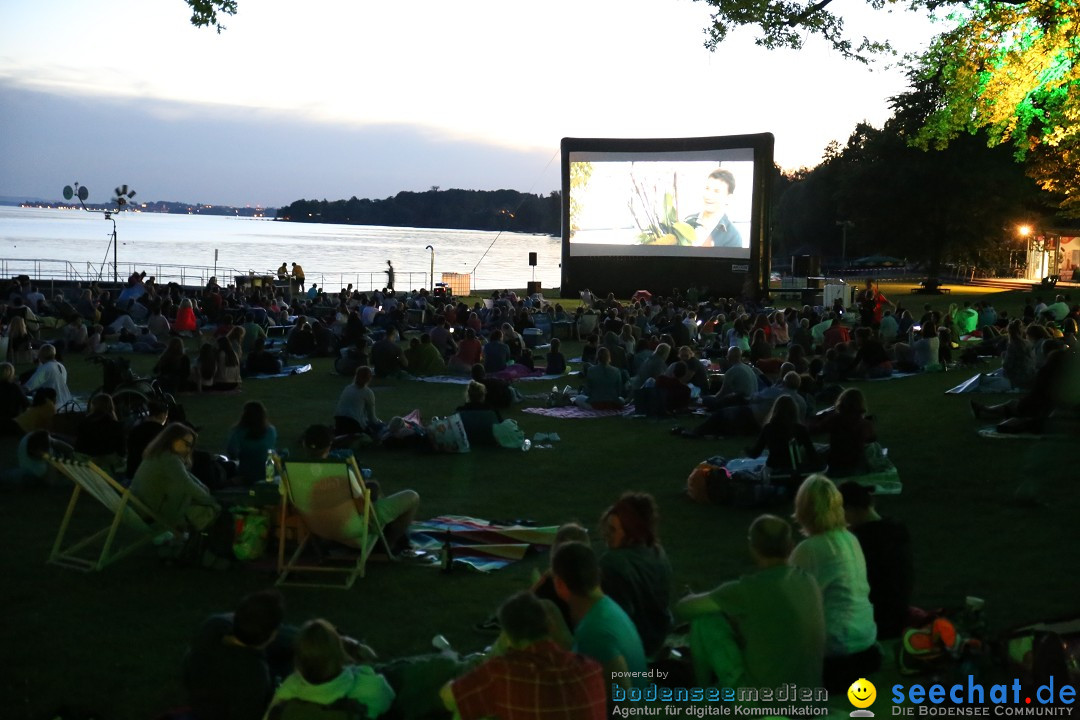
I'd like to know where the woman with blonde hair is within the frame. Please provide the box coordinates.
[790,474,879,691]
[5,315,34,364]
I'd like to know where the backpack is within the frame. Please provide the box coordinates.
[686,456,732,504]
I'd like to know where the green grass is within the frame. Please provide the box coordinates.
[1,285,1076,719]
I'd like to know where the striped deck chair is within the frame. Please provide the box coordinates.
[47,456,183,572]
[277,456,393,589]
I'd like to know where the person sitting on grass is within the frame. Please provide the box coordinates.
[15,387,57,435]
[470,363,513,410]
[244,337,284,376]
[551,541,648,697]
[482,329,511,374]
[441,591,606,720]
[543,337,566,376]
[73,393,125,472]
[183,589,292,720]
[630,342,671,392]
[225,401,278,485]
[744,394,820,485]
[573,347,627,410]
[455,380,501,447]
[213,336,242,391]
[812,388,876,478]
[598,492,673,658]
[404,334,446,376]
[675,515,824,689]
[266,619,394,719]
[334,366,384,439]
[370,327,409,378]
[852,327,893,379]
[971,347,1072,434]
[838,481,914,640]
[0,361,29,434]
[155,337,192,393]
[22,344,72,408]
[448,328,483,374]
[790,474,880,691]
[129,423,233,569]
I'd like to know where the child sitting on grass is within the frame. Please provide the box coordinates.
[265,619,395,719]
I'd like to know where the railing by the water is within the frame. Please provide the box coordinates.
[1,258,532,294]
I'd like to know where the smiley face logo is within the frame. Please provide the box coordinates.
[848,678,876,716]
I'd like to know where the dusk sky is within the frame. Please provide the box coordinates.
[0,0,942,208]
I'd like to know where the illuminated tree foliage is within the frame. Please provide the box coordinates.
[909,0,1080,214]
[185,0,237,33]
[696,0,1080,212]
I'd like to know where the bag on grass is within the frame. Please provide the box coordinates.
[232,508,269,561]
[428,413,471,453]
[686,456,731,504]
[492,419,526,449]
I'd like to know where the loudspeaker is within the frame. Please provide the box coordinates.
[527,281,542,296]
[792,255,821,277]
[528,252,537,267]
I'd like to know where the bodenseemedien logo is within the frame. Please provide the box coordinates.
[849,678,877,717]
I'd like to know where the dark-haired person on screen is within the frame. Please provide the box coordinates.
[685,168,743,249]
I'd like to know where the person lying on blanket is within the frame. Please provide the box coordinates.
[971,347,1073,434]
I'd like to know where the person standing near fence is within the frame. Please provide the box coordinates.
[384,260,395,292]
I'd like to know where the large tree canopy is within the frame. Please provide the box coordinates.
[696,0,1080,212]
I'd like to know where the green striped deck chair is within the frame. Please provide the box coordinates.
[47,456,182,571]
[276,456,393,589]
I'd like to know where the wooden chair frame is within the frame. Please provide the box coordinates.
[276,455,394,589]
[47,456,183,572]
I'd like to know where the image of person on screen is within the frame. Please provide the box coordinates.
[685,168,743,249]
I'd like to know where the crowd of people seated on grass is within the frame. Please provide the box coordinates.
[168,476,916,718]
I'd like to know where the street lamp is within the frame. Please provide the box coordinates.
[833,220,851,269]
[425,245,435,290]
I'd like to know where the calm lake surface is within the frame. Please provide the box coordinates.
[0,206,563,292]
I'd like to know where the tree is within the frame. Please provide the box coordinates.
[185,0,237,33]
[695,0,1080,211]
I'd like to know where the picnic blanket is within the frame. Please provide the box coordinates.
[490,366,560,382]
[413,375,473,385]
[723,451,902,494]
[867,371,922,382]
[977,428,1056,440]
[522,404,636,419]
[945,368,1021,394]
[248,363,312,380]
[408,515,558,572]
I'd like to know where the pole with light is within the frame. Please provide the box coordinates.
[835,220,853,269]
[425,245,435,290]
[63,181,137,282]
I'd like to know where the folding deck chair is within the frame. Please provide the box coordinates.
[47,456,184,572]
[277,456,394,589]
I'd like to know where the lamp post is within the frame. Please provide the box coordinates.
[63,182,136,282]
[425,245,435,290]
[835,220,853,270]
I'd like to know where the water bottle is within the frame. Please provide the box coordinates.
[264,450,276,483]
[521,439,532,452]
[440,530,454,573]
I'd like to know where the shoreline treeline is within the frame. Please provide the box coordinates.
[276,188,560,235]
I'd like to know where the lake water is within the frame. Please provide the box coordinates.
[0,206,563,293]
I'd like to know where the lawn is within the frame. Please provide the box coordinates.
[1,285,1075,719]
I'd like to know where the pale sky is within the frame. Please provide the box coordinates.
[0,0,943,207]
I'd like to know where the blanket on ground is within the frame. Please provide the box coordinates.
[248,363,312,380]
[522,404,636,419]
[408,515,557,572]
[945,368,1022,394]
